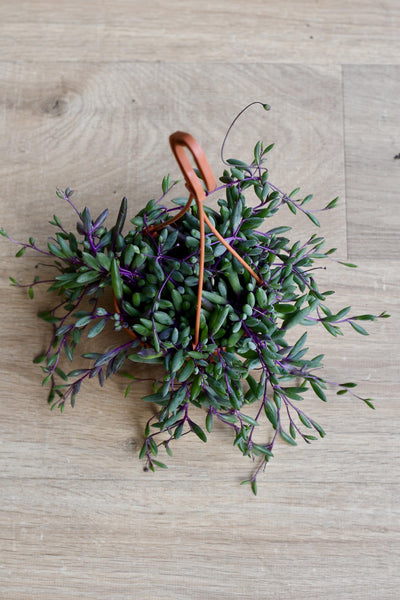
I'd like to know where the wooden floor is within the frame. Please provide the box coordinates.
[0,2,399,598]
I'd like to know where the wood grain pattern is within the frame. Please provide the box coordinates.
[0,2,399,598]
[344,65,400,259]
[0,0,399,64]
[0,62,346,255]
[0,480,398,600]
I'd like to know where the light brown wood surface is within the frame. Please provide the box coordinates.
[0,3,399,599]
[0,0,399,64]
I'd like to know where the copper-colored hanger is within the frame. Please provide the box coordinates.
[162,132,263,349]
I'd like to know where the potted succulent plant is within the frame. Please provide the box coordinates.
[1,103,388,494]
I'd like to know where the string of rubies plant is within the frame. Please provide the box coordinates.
[1,104,389,494]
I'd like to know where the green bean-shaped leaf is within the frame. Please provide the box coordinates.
[87,318,107,338]
[96,252,111,271]
[210,305,230,335]
[113,197,127,245]
[310,380,327,402]
[171,349,185,373]
[111,258,123,300]
[76,270,101,284]
[154,311,173,326]
[177,359,195,383]
[189,420,207,443]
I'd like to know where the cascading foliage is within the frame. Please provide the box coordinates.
[1,135,388,494]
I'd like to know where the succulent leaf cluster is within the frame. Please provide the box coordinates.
[1,138,388,494]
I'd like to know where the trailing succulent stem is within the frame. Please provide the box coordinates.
[1,117,389,494]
